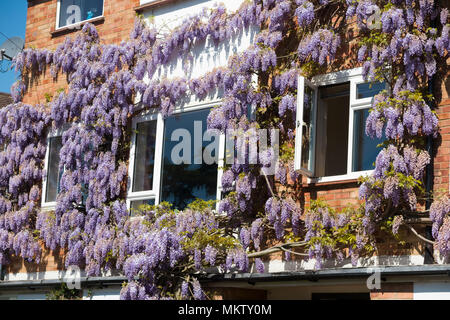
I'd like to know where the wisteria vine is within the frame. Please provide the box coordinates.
[0,0,449,299]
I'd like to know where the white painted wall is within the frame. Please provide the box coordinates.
[3,269,116,281]
[0,292,48,300]
[83,287,121,300]
[0,289,121,300]
[414,282,450,300]
[141,0,257,106]
[140,0,159,5]
[253,255,426,273]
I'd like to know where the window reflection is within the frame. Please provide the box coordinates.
[59,0,103,28]
[301,86,315,171]
[133,120,158,192]
[356,82,385,99]
[45,136,63,203]
[161,109,218,210]
[352,108,384,171]
[130,199,156,216]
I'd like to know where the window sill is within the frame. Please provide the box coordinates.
[40,203,56,211]
[51,16,105,37]
[302,178,359,189]
[303,170,373,188]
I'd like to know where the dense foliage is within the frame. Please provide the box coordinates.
[0,0,448,299]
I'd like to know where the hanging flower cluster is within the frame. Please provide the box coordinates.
[0,103,50,264]
[0,0,448,300]
[354,0,449,263]
[303,200,372,268]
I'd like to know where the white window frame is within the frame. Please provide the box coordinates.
[127,101,226,211]
[294,76,317,177]
[127,111,163,209]
[41,128,65,211]
[295,67,387,183]
[55,0,105,31]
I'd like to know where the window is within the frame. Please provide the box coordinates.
[356,82,386,99]
[294,76,316,177]
[127,104,224,212]
[160,108,219,209]
[295,68,386,182]
[127,112,163,210]
[57,0,104,29]
[352,108,383,172]
[130,199,155,211]
[42,126,90,209]
[42,135,63,208]
[132,120,158,193]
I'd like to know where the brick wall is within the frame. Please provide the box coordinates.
[432,58,450,196]
[23,0,140,105]
[301,181,361,211]
[4,245,65,274]
[370,282,414,300]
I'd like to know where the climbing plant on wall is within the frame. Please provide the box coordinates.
[0,0,449,299]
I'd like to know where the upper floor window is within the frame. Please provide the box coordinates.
[57,0,104,29]
[294,68,386,182]
[42,125,91,210]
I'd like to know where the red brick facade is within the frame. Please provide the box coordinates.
[433,74,450,194]
[370,282,414,300]
[23,0,139,105]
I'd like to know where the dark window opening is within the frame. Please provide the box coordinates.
[311,292,370,300]
[315,82,350,177]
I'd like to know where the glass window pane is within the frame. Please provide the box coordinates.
[356,82,385,99]
[352,108,385,172]
[45,136,63,203]
[301,86,315,171]
[161,109,218,210]
[130,198,155,211]
[130,199,156,217]
[133,120,158,192]
[59,0,103,28]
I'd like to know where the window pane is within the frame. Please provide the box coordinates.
[45,136,63,203]
[161,109,218,210]
[356,82,385,99]
[316,82,350,177]
[133,120,158,192]
[301,86,315,171]
[59,0,103,28]
[130,199,155,212]
[352,108,384,172]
